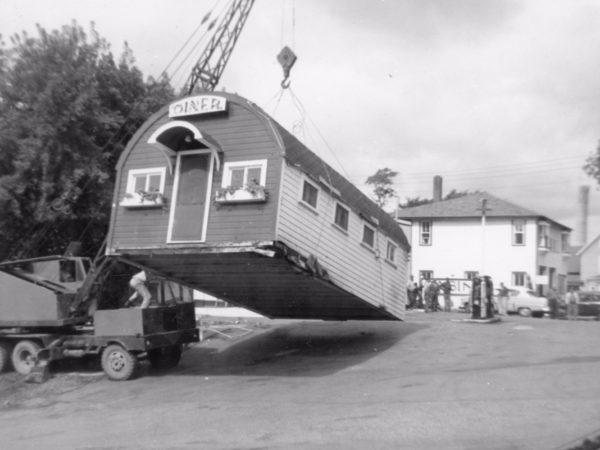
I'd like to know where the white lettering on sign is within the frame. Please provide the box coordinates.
[169,95,227,118]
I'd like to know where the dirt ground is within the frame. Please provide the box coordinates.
[1,312,600,450]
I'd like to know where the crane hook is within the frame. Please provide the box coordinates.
[277,46,297,90]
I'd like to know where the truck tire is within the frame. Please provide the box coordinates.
[101,345,138,381]
[11,340,41,375]
[148,345,182,370]
[0,341,12,373]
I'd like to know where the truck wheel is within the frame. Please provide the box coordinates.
[11,340,41,375]
[101,345,138,381]
[148,345,182,370]
[0,341,12,373]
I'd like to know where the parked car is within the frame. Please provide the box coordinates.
[496,286,549,318]
[575,291,600,319]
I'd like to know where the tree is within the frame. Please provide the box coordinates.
[365,167,398,208]
[584,141,600,185]
[0,22,175,259]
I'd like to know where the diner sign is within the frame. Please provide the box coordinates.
[169,95,227,118]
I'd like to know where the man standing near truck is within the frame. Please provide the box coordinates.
[126,270,152,309]
[566,287,579,320]
[497,282,509,315]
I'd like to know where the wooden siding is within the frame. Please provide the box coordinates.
[276,162,407,319]
[109,96,282,251]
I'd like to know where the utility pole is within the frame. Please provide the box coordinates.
[477,198,491,276]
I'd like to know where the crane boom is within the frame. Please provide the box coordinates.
[185,0,255,94]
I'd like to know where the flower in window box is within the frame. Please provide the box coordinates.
[215,181,268,203]
[244,179,267,196]
[121,189,165,207]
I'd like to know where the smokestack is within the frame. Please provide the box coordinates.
[433,175,443,202]
[577,185,590,245]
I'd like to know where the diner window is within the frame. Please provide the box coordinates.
[222,160,267,189]
[512,220,525,245]
[362,223,375,248]
[334,203,349,231]
[512,272,527,287]
[420,221,432,245]
[301,179,319,209]
[386,241,396,263]
[126,167,166,195]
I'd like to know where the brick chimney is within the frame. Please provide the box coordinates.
[433,175,443,202]
[577,185,590,245]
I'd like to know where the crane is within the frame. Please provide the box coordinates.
[184,0,255,94]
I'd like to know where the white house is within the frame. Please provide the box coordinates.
[396,192,571,304]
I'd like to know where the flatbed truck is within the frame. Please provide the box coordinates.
[0,254,199,381]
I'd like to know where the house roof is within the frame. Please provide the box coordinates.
[396,192,571,231]
[577,234,600,256]
[271,122,411,252]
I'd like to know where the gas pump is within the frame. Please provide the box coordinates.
[470,276,494,320]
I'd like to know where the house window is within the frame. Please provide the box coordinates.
[561,232,569,253]
[420,221,432,245]
[334,203,349,231]
[512,272,527,287]
[464,271,479,280]
[419,270,433,280]
[222,160,267,189]
[386,241,396,263]
[538,223,550,249]
[126,167,166,195]
[512,220,525,245]
[362,223,375,248]
[301,179,319,209]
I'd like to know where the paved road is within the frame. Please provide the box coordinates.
[1,311,599,449]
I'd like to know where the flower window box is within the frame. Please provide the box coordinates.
[120,191,166,209]
[215,185,267,204]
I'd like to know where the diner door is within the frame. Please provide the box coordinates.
[168,150,213,243]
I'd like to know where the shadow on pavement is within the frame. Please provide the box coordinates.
[168,320,428,378]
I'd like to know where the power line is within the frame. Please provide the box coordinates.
[348,155,587,180]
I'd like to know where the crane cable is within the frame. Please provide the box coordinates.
[167,0,230,90]
[272,84,389,306]
[286,86,392,306]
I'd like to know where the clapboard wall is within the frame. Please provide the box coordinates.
[276,161,407,319]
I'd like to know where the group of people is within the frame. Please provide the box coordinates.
[406,276,453,312]
[550,287,580,320]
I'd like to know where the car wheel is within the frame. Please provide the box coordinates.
[518,307,532,317]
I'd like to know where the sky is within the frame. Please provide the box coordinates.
[2,0,600,245]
